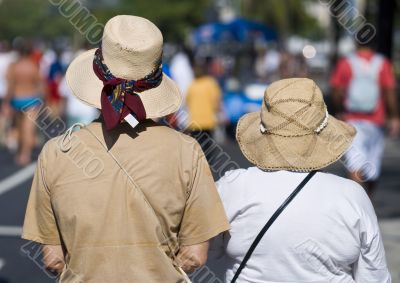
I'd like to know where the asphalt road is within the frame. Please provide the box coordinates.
[0,137,399,283]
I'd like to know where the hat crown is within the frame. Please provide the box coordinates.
[261,78,326,136]
[101,15,163,81]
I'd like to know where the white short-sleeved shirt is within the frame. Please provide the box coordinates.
[207,167,391,283]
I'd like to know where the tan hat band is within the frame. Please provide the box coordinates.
[259,108,329,137]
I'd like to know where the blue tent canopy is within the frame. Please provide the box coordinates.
[192,18,277,45]
[192,22,234,44]
[228,18,278,42]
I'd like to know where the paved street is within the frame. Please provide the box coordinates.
[0,136,399,283]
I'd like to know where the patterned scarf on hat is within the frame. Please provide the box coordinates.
[92,48,163,130]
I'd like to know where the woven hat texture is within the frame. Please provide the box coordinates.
[66,15,182,119]
[236,78,356,171]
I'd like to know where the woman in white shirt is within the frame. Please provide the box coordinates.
[207,78,391,283]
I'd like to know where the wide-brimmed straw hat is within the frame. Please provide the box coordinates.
[66,15,182,119]
[236,78,356,172]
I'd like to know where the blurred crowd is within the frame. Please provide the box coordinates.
[1,35,398,178]
[164,42,310,140]
[0,37,312,166]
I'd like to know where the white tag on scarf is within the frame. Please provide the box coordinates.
[124,114,139,129]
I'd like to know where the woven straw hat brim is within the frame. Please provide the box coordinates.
[66,49,182,118]
[236,112,356,172]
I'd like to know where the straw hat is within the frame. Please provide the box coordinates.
[236,78,356,172]
[66,15,182,119]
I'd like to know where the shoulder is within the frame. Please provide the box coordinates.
[150,123,199,147]
[331,58,351,84]
[35,137,64,181]
[317,172,364,193]
[39,123,95,161]
[317,172,373,211]
[145,123,206,159]
[378,54,394,70]
[336,57,351,69]
[216,167,257,193]
[39,137,61,160]
[207,76,220,87]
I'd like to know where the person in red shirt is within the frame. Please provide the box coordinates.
[331,41,400,197]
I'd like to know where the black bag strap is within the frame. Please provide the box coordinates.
[231,171,317,283]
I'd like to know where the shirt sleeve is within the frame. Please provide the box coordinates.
[379,59,396,89]
[353,190,391,283]
[21,147,61,245]
[178,143,230,246]
[330,58,352,89]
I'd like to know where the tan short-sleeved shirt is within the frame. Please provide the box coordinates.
[22,120,230,283]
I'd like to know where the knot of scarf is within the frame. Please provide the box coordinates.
[92,48,163,130]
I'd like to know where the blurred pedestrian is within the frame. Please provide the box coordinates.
[1,43,43,165]
[170,46,194,98]
[22,15,229,282]
[186,60,222,157]
[0,40,17,146]
[331,41,400,197]
[208,78,391,283]
[58,76,98,127]
[264,45,281,82]
[169,46,194,129]
[255,44,281,83]
[279,50,308,78]
[0,40,17,102]
[223,78,245,140]
[46,49,65,117]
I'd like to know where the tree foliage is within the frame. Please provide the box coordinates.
[0,0,323,44]
[242,0,322,39]
[115,0,210,41]
[0,0,210,43]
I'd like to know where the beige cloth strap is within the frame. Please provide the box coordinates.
[82,126,192,283]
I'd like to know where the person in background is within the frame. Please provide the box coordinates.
[208,78,390,283]
[223,78,245,140]
[29,44,43,67]
[169,46,194,129]
[264,45,281,82]
[279,50,308,79]
[170,46,194,97]
[46,49,65,117]
[58,76,98,127]
[0,40,17,146]
[254,43,281,83]
[1,43,44,165]
[0,41,17,102]
[331,40,400,197]
[186,60,222,158]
